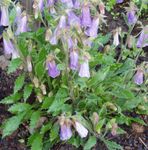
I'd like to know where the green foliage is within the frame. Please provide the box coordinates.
[84,136,97,150]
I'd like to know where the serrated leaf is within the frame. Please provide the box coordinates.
[0,93,22,104]
[84,136,97,150]
[7,58,22,74]
[31,133,43,150]
[50,123,59,142]
[14,74,25,93]
[8,103,32,114]
[104,140,123,150]
[2,113,25,137]
[30,111,41,132]
[40,122,52,135]
[23,84,33,102]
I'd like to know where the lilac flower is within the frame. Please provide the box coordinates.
[47,59,60,78]
[50,28,59,45]
[137,26,148,48]
[75,121,88,138]
[81,4,91,27]
[0,6,9,26]
[85,18,99,38]
[61,0,73,8]
[70,49,79,70]
[47,0,55,7]
[68,38,73,49]
[73,0,80,9]
[38,0,44,11]
[15,13,28,35]
[116,0,124,3]
[58,15,67,29]
[3,37,19,59]
[15,4,22,24]
[60,123,72,141]
[134,69,144,85]
[79,55,90,78]
[67,10,81,27]
[127,11,137,24]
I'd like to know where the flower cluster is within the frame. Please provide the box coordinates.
[59,116,88,141]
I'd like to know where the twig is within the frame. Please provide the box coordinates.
[139,137,148,149]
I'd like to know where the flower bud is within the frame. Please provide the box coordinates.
[0,6,9,26]
[27,56,32,72]
[33,77,39,88]
[45,28,52,41]
[99,1,105,15]
[37,93,43,103]
[40,84,47,95]
[113,27,121,46]
[92,112,99,125]
[134,68,144,85]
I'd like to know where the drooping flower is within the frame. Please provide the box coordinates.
[73,0,80,9]
[113,27,121,46]
[111,123,118,136]
[50,27,59,45]
[15,3,22,24]
[85,17,99,38]
[74,121,88,138]
[33,0,44,18]
[0,6,9,26]
[26,56,32,72]
[61,0,73,8]
[81,3,91,27]
[137,26,148,48]
[99,1,105,15]
[116,0,124,3]
[3,37,19,59]
[70,49,79,70]
[79,54,90,78]
[47,0,55,7]
[15,12,28,35]
[134,69,144,85]
[58,15,67,29]
[126,2,137,25]
[59,117,72,141]
[38,0,44,11]
[67,10,81,27]
[46,55,60,78]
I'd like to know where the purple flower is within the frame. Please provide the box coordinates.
[73,0,80,9]
[81,4,91,27]
[134,69,144,85]
[38,0,44,11]
[127,11,137,24]
[60,123,72,141]
[58,15,67,29]
[85,18,99,38]
[50,27,59,45]
[15,13,28,35]
[47,59,60,78]
[3,37,19,59]
[70,49,79,70]
[137,26,148,48]
[15,4,22,24]
[0,6,9,26]
[61,0,73,8]
[116,0,124,3]
[79,55,90,78]
[67,10,81,27]
[47,0,55,7]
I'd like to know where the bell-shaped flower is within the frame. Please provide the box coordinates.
[73,0,80,9]
[137,26,148,48]
[70,49,79,70]
[85,17,99,38]
[81,3,91,27]
[113,27,121,46]
[59,117,72,141]
[61,0,73,8]
[47,0,55,7]
[58,15,67,29]
[15,12,28,35]
[38,0,44,11]
[67,10,81,27]
[0,6,9,26]
[50,27,59,45]
[46,56,60,78]
[116,0,124,3]
[74,121,88,138]
[15,3,22,24]
[79,54,90,78]
[3,37,19,59]
[134,69,144,85]
[27,56,33,72]
[99,1,105,15]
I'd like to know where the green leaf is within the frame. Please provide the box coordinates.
[2,113,25,137]
[30,111,41,132]
[35,61,45,80]
[14,74,25,93]
[50,123,59,142]
[23,84,33,102]
[31,133,43,150]
[0,93,22,104]
[7,58,22,74]
[41,97,54,109]
[8,103,32,114]
[104,140,123,150]
[96,119,106,134]
[40,122,52,135]
[84,136,97,150]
